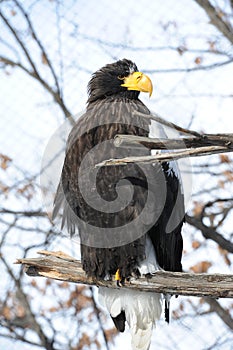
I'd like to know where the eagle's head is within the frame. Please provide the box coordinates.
[87,59,153,103]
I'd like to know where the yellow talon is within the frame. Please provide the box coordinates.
[115,269,121,281]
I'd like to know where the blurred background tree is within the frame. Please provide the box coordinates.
[0,0,233,349]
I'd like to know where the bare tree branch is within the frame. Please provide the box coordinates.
[144,59,233,73]
[0,208,48,217]
[1,255,56,350]
[16,251,233,298]
[185,214,233,253]
[89,287,110,350]
[97,129,233,167]
[0,333,41,347]
[114,133,233,150]
[134,111,205,137]
[205,297,233,331]
[195,0,233,44]
[0,10,74,123]
[0,9,40,77]
[78,33,231,57]
[96,146,230,167]
[0,54,74,123]
[13,0,61,97]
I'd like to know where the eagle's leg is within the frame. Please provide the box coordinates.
[115,269,123,287]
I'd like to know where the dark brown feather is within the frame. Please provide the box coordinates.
[53,59,184,286]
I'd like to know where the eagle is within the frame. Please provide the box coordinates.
[53,59,184,350]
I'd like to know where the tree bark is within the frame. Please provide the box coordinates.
[96,145,230,167]
[113,133,233,150]
[16,251,233,298]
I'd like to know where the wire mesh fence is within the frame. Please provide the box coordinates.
[0,0,233,349]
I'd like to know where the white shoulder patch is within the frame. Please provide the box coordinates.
[138,236,160,275]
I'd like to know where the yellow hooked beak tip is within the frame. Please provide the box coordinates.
[121,72,153,97]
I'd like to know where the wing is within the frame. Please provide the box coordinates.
[147,118,184,272]
[53,99,165,278]
[148,162,184,272]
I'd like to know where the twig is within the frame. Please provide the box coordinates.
[0,54,74,123]
[0,208,48,217]
[78,33,230,57]
[134,111,203,137]
[96,146,230,167]
[0,12,74,123]
[205,297,233,331]
[16,251,233,298]
[194,0,233,44]
[89,287,110,350]
[185,214,233,253]
[0,9,40,77]
[144,59,233,73]
[13,0,61,97]
[114,133,233,150]
[1,255,55,350]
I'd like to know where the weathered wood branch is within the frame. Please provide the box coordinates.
[16,251,233,298]
[114,134,233,150]
[96,145,231,167]
[96,132,233,167]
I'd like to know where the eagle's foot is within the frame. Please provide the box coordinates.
[115,269,124,287]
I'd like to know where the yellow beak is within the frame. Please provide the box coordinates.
[121,72,153,97]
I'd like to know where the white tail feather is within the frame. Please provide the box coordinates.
[131,325,153,350]
[98,237,162,350]
[99,287,162,350]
